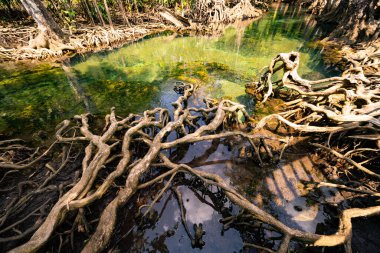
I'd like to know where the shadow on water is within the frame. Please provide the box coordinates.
[109,104,378,252]
[107,113,344,252]
[88,89,342,253]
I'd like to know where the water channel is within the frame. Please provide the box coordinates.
[0,3,352,252]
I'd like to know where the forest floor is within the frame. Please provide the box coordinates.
[0,12,177,63]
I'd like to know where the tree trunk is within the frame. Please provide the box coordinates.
[19,0,66,43]
[82,0,96,25]
[159,8,190,27]
[117,0,130,26]
[133,0,139,13]
[4,0,13,15]
[92,0,106,26]
[103,0,114,29]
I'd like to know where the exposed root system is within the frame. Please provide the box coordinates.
[0,23,168,62]
[194,0,263,24]
[1,51,380,252]
[247,51,380,251]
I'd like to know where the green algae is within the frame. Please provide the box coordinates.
[0,62,83,137]
[0,4,331,138]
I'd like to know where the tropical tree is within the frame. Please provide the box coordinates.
[19,0,67,48]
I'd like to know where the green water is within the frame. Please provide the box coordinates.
[0,4,330,138]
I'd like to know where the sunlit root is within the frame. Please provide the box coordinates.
[244,51,380,252]
[194,0,262,24]
[2,66,380,253]
[0,23,165,61]
[249,51,379,177]
[4,83,277,253]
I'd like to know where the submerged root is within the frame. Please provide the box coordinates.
[0,70,380,252]
[1,82,278,252]
[246,50,380,252]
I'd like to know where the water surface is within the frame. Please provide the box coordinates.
[0,3,342,252]
[0,3,330,139]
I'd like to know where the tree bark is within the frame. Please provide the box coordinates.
[117,0,130,26]
[92,0,106,26]
[19,0,66,42]
[103,0,114,29]
[133,0,139,13]
[81,0,96,25]
[159,7,190,27]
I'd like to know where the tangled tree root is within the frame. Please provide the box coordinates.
[1,83,280,252]
[1,70,380,252]
[0,1,271,62]
[0,22,168,62]
[249,51,380,177]
[247,51,380,252]
[194,0,263,24]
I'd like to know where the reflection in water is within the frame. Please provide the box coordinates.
[183,187,214,224]
[61,63,93,112]
[0,63,81,138]
[108,85,338,252]
[115,125,340,252]
[0,6,341,250]
[0,3,331,139]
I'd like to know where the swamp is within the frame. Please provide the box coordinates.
[0,0,379,252]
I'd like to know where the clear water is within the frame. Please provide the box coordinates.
[0,5,338,251]
[0,3,330,139]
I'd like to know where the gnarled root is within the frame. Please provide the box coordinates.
[194,0,263,24]
[246,51,380,252]
[3,83,276,252]
[0,66,379,253]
